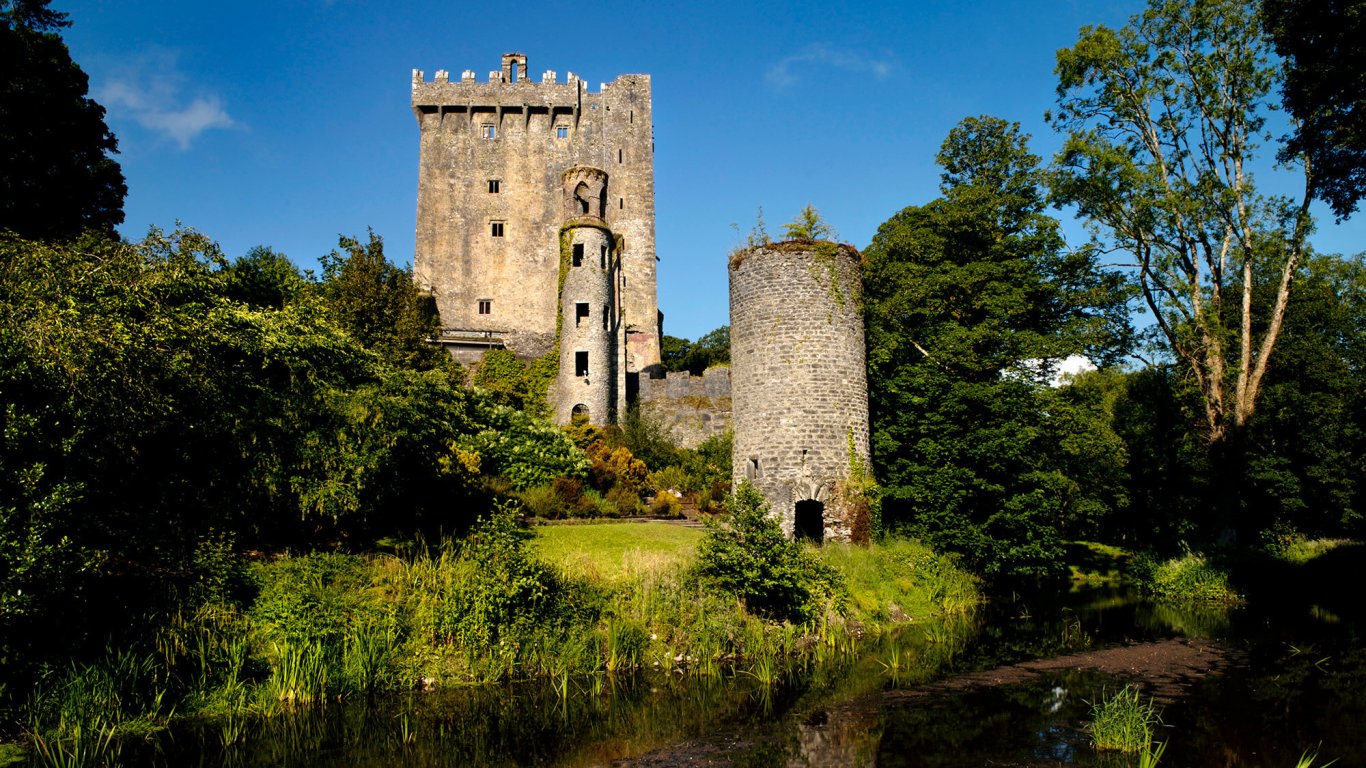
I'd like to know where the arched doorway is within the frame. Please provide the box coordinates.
[794,500,824,544]
[571,403,590,423]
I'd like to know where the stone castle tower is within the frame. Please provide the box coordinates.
[411,53,661,424]
[729,241,871,543]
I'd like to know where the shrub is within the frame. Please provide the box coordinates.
[647,465,689,495]
[693,483,846,623]
[605,486,644,517]
[518,484,563,519]
[649,491,684,518]
[460,402,588,490]
[438,502,566,648]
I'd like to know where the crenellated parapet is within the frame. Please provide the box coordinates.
[412,53,649,121]
[411,52,660,417]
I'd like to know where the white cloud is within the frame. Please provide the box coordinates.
[97,50,235,150]
[766,43,893,89]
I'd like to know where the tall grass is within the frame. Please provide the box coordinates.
[1089,685,1162,753]
[1138,551,1242,602]
[9,521,981,761]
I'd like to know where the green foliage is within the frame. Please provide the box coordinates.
[0,0,126,241]
[659,325,730,375]
[317,230,450,373]
[462,402,587,491]
[817,538,979,618]
[1136,551,1242,602]
[0,226,590,688]
[694,483,846,623]
[781,204,835,241]
[865,115,1130,583]
[1088,684,1163,754]
[1050,0,1313,456]
[471,348,556,416]
[1264,0,1366,220]
[223,246,306,309]
[436,503,568,649]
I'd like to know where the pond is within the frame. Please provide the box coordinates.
[123,549,1366,767]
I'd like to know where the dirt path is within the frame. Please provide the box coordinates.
[614,637,1237,767]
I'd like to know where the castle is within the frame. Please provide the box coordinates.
[411,53,660,424]
[412,55,870,542]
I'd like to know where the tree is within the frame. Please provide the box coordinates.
[1263,0,1366,220]
[658,325,730,375]
[864,116,1129,580]
[1049,0,1311,451]
[318,230,449,373]
[694,483,844,623]
[781,204,834,241]
[0,0,126,240]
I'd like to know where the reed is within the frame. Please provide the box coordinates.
[1089,685,1162,753]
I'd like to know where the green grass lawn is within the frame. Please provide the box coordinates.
[532,521,704,583]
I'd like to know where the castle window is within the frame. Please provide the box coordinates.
[747,458,761,480]
[487,179,500,193]
[602,304,608,330]
[556,125,568,138]
[477,299,491,315]
[575,351,589,377]
[619,197,623,210]
[481,123,496,140]
[618,148,623,163]
[490,221,504,237]
[575,302,589,327]
[572,243,583,267]
[600,246,607,269]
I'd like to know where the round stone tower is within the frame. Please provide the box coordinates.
[729,241,871,543]
[556,167,623,425]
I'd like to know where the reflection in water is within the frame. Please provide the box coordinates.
[119,586,1366,767]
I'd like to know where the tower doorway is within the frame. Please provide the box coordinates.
[794,500,824,544]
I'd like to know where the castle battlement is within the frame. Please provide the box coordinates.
[412,55,647,110]
[411,52,661,424]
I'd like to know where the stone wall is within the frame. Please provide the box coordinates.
[728,241,870,542]
[411,54,660,385]
[637,367,733,449]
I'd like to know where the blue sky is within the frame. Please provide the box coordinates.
[61,0,1364,343]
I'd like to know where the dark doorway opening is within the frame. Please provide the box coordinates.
[794,500,824,544]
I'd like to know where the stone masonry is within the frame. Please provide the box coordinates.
[411,54,660,422]
[637,367,733,449]
[729,241,871,542]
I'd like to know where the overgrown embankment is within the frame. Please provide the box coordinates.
[7,506,978,765]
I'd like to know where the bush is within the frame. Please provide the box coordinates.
[605,486,643,517]
[518,484,563,519]
[693,483,846,623]
[649,491,684,518]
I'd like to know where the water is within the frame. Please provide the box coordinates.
[126,550,1366,767]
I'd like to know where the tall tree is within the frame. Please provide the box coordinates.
[1049,0,1312,451]
[318,230,449,373]
[0,0,126,240]
[1263,0,1366,220]
[865,116,1129,580]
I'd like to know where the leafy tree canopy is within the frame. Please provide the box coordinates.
[864,115,1130,581]
[318,230,451,374]
[0,0,126,240]
[1264,0,1366,220]
[1049,0,1312,448]
[659,325,730,375]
